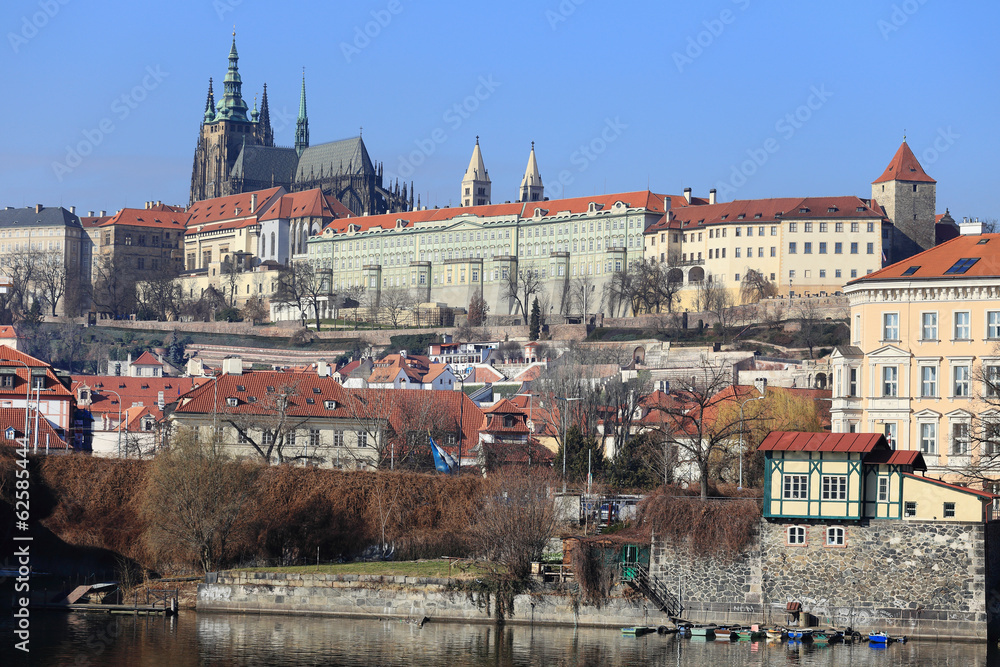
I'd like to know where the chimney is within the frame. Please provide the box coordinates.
[221,356,243,375]
[35,204,42,213]
[960,217,984,236]
[683,188,692,204]
[663,196,671,215]
[69,206,76,214]
[100,210,106,217]
[250,193,257,213]
[709,189,717,205]
[754,377,768,396]
[87,211,94,217]
[317,360,329,377]
[157,391,165,409]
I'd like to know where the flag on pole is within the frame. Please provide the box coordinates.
[429,436,457,473]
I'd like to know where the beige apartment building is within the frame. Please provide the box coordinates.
[830,222,1000,484]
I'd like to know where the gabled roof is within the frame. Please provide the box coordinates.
[758,431,885,453]
[0,326,16,339]
[902,473,998,500]
[100,208,189,230]
[296,136,375,181]
[0,407,66,448]
[645,195,882,233]
[72,375,205,419]
[863,449,926,469]
[186,187,284,228]
[171,370,354,418]
[423,363,453,383]
[258,189,352,221]
[851,233,1000,283]
[0,206,82,230]
[230,144,299,185]
[0,345,72,399]
[132,351,163,366]
[872,140,936,184]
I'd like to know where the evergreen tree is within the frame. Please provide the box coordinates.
[529,297,541,341]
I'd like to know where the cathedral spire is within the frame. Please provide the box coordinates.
[462,136,491,207]
[259,83,273,146]
[295,68,309,157]
[519,141,544,202]
[218,31,249,121]
[203,77,216,122]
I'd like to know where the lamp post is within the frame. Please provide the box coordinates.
[0,358,31,448]
[555,396,581,493]
[103,389,123,459]
[738,379,767,490]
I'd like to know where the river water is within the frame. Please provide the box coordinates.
[3,611,997,666]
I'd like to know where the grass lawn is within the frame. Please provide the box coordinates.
[241,559,490,579]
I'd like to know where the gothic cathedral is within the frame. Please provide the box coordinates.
[189,35,413,217]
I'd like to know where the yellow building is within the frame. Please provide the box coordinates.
[831,224,1000,484]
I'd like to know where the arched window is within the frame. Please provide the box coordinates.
[270,232,276,258]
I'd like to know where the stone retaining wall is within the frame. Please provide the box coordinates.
[649,519,995,639]
[197,572,666,628]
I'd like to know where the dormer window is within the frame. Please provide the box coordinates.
[324,400,337,409]
[4,427,15,440]
[313,387,322,394]
[236,385,246,392]
[32,376,45,390]
[306,398,315,404]
[226,397,239,407]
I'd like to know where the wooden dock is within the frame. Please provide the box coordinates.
[33,585,179,616]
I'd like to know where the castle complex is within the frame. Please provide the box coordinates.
[188,35,412,217]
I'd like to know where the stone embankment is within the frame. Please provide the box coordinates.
[198,571,662,628]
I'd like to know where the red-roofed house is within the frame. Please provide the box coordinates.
[0,326,18,351]
[95,204,189,282]
[0,345,75,448]
[366,352,458,390]
[474,398,554,469]
[760,431,993,523]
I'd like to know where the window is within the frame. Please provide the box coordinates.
[921,312,938,340]
[944,258,980,275]
[787,526,806,545]
[356,431,368,447]
[226,397,238,407]
[789,223,797,232]
[943,502,956,518]
[789,242,797,254]
[770,247,776,257]
[877,477,889,502]
[954,365,971,397]
[882,366,898,396]
[238,430,249,444]
[826,527,845,546]
[904,501,917,518]
[262,431,275,446]
[819,242,827,254]
[866,242,874,255]
[835,222,843,232]
[309,428,320,447]
[782,474,808,499]
[735,248,741,258]
[851,269,857,278]
[954,312,971,340]
[882,312,899,340]
[32,376,44,390]
[952,422,970,456]
[848,367,858,397]
[332,430,344,447]
[819,222,828,233]
[851,222,859,233]
[867,222,875,233]
[919,422,937,454]
[850,242,858,254]
[988,312,1000,339]
[821,476,847,500]
[986,365,1000,397]
[884,422,897,449]
[834,242,842,254]
[920,366,937,397]
[324,399,337,409]
[804,242,812,254]
[0,375,13,389]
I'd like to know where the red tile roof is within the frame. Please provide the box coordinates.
[0,326,16,339]
[259,189,350,222]
[80,215,113,228]
[851,233,1000,283]
[646,196,883,234]
[863,449,926,469]
[172,370,353,417]
[100,208,189,231]
[186,187,284,231]
[0,407,66,448]
[71,376,205,419]
[132,351,163,366]
[758,431,885,453]
[464,365,505,383]
[320,191,693,236]
[0,346,72,399]
[872,141,936,184]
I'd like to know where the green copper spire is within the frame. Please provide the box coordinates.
[217,30,249,122]
[295,68,309,156]
[203,77,216,122]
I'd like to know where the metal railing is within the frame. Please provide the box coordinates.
[620,562,681,618]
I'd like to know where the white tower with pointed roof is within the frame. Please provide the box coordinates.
[519,142,544,203]
[461,137,491,207]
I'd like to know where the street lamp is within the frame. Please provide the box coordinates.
[555,396,581,493]
[102,389,124,458]
[738,378,767,490]
[0,358,31,449]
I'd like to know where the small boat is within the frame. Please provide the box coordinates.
[868,631,907,643]
[736,629,765,640]
[621,626,653,636]
[765,627,787,640]
[813,632,831,644]
[788,629,814,641]
[689,625,716,638]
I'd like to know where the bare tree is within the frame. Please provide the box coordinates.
[601,373,653,463]
[739,269,778,305]
[143,427,258,572]
[220,380,312,464]
[36,252,67,316]
[605,268,634,316]
[92,253,138,318]
[380,286,414,328]
[273,262,309,327]
[571,273,604,316]
[240,294,269,325]
[468,291,489,327]
[502,268,541,319]
[644,360,742,499]
[136,261,181,321]
[698,275,736,341]
[796,298,824,359]
[1,249,44,320]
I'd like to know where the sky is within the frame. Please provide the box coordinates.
[2,0,998,219]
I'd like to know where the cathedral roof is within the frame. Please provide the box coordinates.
[295,136,375,181]
[520,143,541,189]
[872,140,936,184]
[230,145,299,185]
[464,137,490,183]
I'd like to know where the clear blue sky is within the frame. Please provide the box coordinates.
[2,0,998,219]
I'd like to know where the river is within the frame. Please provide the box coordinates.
[3,611,997,666]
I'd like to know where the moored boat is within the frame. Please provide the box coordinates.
[689,625,716,638]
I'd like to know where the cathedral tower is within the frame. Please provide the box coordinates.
[295,70,309,157]
[518,142,544,202]
[872,138,936,263]
[189,33,274,204]
[462,137,491,207]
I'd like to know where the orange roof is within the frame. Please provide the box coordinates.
[72,375,205,418]
[0,326,16,339]
[0,407,66,448]
[852,233,1000,283]
[258,189,350,222]
[872,141,936,184]
[758,431,884,453]
[646,195,883,233]
[186,187,284,230]
[0,346,72,399]
[132,351,163,366]
[100,208,189,230]
[320,191,691,236]
[80,215,113,228]
[172,370,353,418]
[464,365,505,383]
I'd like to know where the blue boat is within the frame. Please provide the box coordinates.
[869,631,906,643]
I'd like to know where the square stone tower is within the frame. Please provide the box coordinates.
[872,140,936,263]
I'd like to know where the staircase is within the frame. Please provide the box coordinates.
[621,562,682,618]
